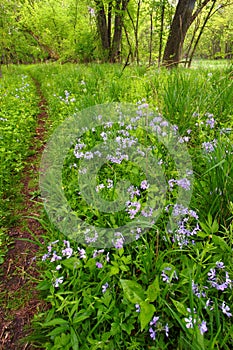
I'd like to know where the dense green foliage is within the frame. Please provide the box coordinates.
[1,62,230,349]
[0,68,39,242]
[0,0,232,65]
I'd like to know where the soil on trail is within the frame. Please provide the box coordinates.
[0,79,49,350]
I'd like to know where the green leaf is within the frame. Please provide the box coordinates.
[70,327,79,350]
[121,322,135,335]
[73,311,91,324]
[171,298,187,316]
[146,276,160,302]
[47,326,70,337]
[139,301,155,331]
[109,265,119,275]
[61,257,81,270]
[43,318,69,327]
[120,279,145,304]
[212,235,231,252]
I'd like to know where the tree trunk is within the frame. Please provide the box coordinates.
[188,0,216,67]
[158,0,165,67]
[148,12,153,66]
[110,0,130,63]
[163,0,196,67]
[95,0,110,61]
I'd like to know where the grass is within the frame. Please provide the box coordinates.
[0,67,39,261]
[1,61,233,349]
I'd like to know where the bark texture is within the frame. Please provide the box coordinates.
[163,0,196,67]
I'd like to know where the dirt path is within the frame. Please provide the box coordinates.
[0,78,49,350]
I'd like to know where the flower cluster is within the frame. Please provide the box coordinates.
[148,316,169,340]
[54,90,76,104]
[167,204,200,248]
[161,266,178,284]
[184,309,208,335]
[190,261,232,330]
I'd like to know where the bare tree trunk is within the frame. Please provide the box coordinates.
[108,1,113,48]
[148,12,153,66]
[188,0,217,67]
[123,23,133,62]
[95,0,110,61]
[135,0,141,64]
[184,17,200,67]
[127,0,140,63]
[163,0,196,67]
[158,0,165,67]
[110,0,130,63]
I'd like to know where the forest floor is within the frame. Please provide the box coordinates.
[0,80,49,350]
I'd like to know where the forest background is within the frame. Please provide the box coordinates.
[0,0,233,69]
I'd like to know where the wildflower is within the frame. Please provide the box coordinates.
[140,180,149,190]
[100,132,107,141]
[141,207,153,217]
[96,184,105,192]
[107,179,113,189]
[127,185,140,199]
[84,151,93,159]
[102,282,109,293]
[96,262,103,268]
[78,248,86,259]
[53,276,64,288]
[104,121,113,128]
[205,299,214,310]
[150,316,159,326]
[114,237,124,249]
[202,140,216,153]
[216,261,225,269]
[62,247,73,258]
[42,253,50,261]
[206,116,215,129]
[185,316,195,329]
[220,301,232,317]
[135,304,140,312]
[164,323,169,337]
[149,327,156,340]
[85,230,98,243]
[176,178,191,190]
[126,201,141,219]
[198,321,208,335]
[93,249,105,258]
[50,252,62,262]
[106,252,110,262]
[207,268,216,280]
[56,265,62,270]
[161,267,171,282]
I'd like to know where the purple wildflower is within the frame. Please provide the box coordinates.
[164,323,169,337]
[150,316,159,326]
[102,282,109,293]
[53,276,64,288]
[199,321,208,335]
[140,180,149,190]
[221,302,232,317]
[96,262,103,268]
[135,304,140,312]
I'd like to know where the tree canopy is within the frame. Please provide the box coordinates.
[0,0,232,66]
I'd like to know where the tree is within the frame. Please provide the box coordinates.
[94,0,130,62]
[163,0,213,67]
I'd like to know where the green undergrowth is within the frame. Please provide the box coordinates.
[0,66,40,262]
[1,62,233,349]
